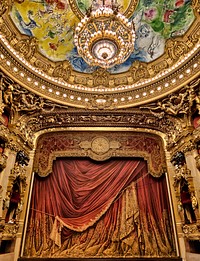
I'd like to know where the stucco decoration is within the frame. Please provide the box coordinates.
[33,131,166,177]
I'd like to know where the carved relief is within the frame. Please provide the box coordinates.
[166,39,189,61]
[1,223,19,238]
[33,132,166,178]
[188,22,200,44]
[171,152,198,226]
[92,68,110,87]
[3,150,29,227]
[195,154,200,171]
[14,37,38,60]
[0,154,8,171]
[141,87,191,117]
[79,136,120,161]
[34,59,51,73]
[182,224,200,239]
[0,19,14,41]
[0,0,8,16]
[130,62,150,81]
[87,95,115,110]
[52,61,72,81]
[0,0,198,112]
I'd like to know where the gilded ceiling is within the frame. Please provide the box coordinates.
[0,0,199,109]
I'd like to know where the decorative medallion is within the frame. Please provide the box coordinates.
[91,137,110,154]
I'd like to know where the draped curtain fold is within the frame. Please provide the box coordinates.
[24,158,176,258]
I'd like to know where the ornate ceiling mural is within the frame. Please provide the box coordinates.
[0,0,199,109]
[10,0,195,73]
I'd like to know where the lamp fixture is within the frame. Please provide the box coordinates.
[74,5,135,69]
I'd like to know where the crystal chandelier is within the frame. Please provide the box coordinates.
[74,5,135,69]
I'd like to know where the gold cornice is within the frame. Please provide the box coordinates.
[33,127,166,148]
[0,47,199,109]
[33,131,166,178]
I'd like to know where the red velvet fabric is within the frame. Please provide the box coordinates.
[32,158,147,232]
[29,157,173,252]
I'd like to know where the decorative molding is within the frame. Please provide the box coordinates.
[33,132,166,178]
[1,223,19,239]
[0,0,8,16]
[0,153,8,171]
[182,223,200,239]
[195,154,200,171]
[79,136,120,161]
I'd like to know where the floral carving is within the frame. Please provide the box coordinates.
[195,154,200,171]
[92,68,110,87]
[14,37,38,60]
[0,0,8,16]
[182,224,200,238]
[52,61,71,81]
[130,61,150,81]
[34,59,51,73]
[166,39,189,61]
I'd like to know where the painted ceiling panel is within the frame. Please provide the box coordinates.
[0,0,199,109]
[10,0,195,73]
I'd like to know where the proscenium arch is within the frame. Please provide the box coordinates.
[20,129,180,257]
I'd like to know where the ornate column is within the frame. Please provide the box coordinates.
[165,150,182,258]
[183,141,200,219]
[0,141,17,250]
[13,149,34,261]
[0,143,17,219]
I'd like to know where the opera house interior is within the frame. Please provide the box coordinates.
[0,0,200,261]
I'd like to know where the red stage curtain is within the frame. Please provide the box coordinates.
[24,158,175,257]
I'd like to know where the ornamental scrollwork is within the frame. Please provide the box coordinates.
[34,132,165,178]
[52,61,72,81]
[0,18,15,41]
[182,140,196,154]
[92,68,110,87]
[0,0,8,16]
[182,224,200,238]
[192,0,200,13]
[87,95,115,110]
[141,90,189,117]
[140,83,200,128]
[34,59,51,73]
[1,80,59,123]
[14,37,38,60]
[166,39,189,61]
[195,154,200,171]
[0,124,9,141]
[1,223,19,238]
[130,61,150,82]
[6,141,20,152]
[3,151,28,225]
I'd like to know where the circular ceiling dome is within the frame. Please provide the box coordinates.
[0,0,199,109]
